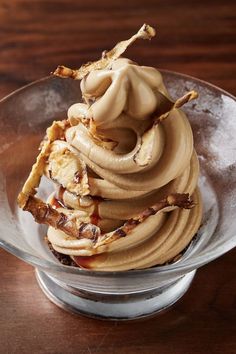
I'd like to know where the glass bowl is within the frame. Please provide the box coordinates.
[0,71,235,320]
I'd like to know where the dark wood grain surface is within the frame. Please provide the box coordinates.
[0,1,235,353]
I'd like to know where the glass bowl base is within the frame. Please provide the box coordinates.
[35,269,196,320]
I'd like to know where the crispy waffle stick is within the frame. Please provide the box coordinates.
[133,90,198,166]
[23,193,194,248]
[17,120,68,208]
[53,24,156,80]
[154,90,198,124]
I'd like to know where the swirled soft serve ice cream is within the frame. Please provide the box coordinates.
[18,25,202,271]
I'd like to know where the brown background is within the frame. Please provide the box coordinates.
[0,1,235,353]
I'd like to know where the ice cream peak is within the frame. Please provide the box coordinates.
[76,58,165,125]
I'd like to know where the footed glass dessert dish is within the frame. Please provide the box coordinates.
[0,71,235,320]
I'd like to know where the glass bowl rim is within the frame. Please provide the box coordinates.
[0,70,236,277]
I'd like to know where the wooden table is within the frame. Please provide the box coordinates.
[0,1,235,353]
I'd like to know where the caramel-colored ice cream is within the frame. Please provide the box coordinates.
[18,25,202,271]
